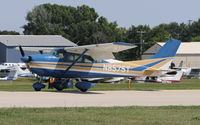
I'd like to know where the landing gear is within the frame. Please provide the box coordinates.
[33,77,95,92]
[75,82,94,92]
[34,88,42,91]
[80,89,88,92]
[50,78,73,91]
[32,77,46,91]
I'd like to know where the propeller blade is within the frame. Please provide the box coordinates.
[19,45,25,57]
[39,50,43,54]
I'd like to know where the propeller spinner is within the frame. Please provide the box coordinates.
[19,45,32,62]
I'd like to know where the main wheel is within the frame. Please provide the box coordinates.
[56,88,63,91]
[80,89,88,92]
[34,88,41,91]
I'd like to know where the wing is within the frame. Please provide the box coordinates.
[15,42,136,61]
[64,42,136,61]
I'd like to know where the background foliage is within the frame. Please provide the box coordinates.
[2,3,200,60]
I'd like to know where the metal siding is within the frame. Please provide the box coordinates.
[173,55,200,68]
[0,35,76,47]
[158,42,200,54]
[6,47,39,63]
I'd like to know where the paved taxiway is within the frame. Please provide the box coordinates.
[0,90,200,107]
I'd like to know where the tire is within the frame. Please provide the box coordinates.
[34,88,41,91]
[80,89,87,92]
[56,88,63,91]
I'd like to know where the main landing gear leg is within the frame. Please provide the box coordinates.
[51,78,73,91]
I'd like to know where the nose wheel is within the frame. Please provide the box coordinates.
[33,77,46,91]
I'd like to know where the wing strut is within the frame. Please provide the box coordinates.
[64,49,88,73]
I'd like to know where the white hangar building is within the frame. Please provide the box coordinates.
[142,42,200,68]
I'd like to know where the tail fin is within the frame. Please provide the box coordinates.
[178,61,183,69]
[149,39,181,59]
[141,39,181,72]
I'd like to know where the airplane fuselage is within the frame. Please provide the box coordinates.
[23,53,171,78]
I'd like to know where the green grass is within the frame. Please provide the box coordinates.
[0,106,200,125]
[0,77,200,91]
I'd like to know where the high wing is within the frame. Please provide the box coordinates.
[64,42,136,61]
[17,42,137,61]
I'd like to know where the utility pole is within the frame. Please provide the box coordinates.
[137,30,146,59]
[188,20,193,41]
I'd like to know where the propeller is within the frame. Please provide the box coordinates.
[19,45,32,62]
[39,50,43,54]
[19,45,32,71]
[19,45,25,57]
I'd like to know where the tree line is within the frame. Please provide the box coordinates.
[2,4,200,60]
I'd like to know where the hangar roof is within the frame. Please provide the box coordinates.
[157,42,200,54]
[0,35,77,47]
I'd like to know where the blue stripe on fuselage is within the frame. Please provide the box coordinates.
[30,67,131,78]
[129,59,166,71]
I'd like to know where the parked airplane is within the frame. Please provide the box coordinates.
[131,61,184,83]
[132,70,184,83]
[13,64,36,77]
[2,63,27,70]
[2,63,35,77]
[0,65,18,81]
[19,39,181,92]
[171,60,200,79]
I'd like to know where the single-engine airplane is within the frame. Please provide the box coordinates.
[19,39,181,92]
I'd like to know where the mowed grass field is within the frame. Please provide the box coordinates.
[0,77,200,91]
[0,106,200,125]
[0,78,200,125]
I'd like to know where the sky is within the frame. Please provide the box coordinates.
[0,0,200,33]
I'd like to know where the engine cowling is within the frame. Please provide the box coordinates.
[75,82,95,92]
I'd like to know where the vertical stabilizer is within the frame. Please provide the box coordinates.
[149,39,181,59]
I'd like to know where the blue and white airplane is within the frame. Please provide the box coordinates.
[19,39,181,92]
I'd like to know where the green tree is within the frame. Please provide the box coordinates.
[150,25,169,42]
[0,30,19,35]
[23,4,123,46]
[192,36,200,41]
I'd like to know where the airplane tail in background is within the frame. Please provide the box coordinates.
[12,64,24,75]
[12,64,35,77]
[178,60,183,69]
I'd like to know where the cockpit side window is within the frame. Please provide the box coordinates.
[68,53,83,62]
[51,49,66,59]
[51,50,96,63]
[83,55,94,63]
[67,53,94,63]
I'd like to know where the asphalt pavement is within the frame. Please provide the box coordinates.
[0,90,200,107]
